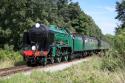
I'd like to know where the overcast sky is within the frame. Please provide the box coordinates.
[72,0,119,35]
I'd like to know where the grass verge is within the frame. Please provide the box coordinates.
[0,55,124,83]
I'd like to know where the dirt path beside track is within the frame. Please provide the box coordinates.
[0,57,91,78]
[24,57,90,75]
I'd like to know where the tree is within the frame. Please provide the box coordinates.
[115,0,125,32]
[115,0,125,54]
[0,0,103,50]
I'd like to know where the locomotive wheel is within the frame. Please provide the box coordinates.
[26,61,36,66]
[50,57,54,64]
[55,48,62,63]
[43,61,47,66]
[25,57,36,66]
[65,55,68,61]
[62,55,68,61]
[41,57,47,66]
[55,57,61,63]
[68,54,73,61]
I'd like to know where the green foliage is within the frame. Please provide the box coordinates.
[0,50,22,61]
[103,34,114,47]
[114,28,125,52]
[115,0,125,33]
[0,50,24,68]
[116,0,125,25]
[0,56,124,83]
[101,50,125,71]
[0,0,103,50]
[0,56,114,83]
[101,0,125,72]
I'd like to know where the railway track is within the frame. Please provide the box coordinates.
[0,65,32,77]
[0,57,90,77]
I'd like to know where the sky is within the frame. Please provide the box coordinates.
[72,0,119,35]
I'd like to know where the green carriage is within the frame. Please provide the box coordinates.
[83,36,98,51]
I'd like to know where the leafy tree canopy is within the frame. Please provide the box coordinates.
[0,0,103,50]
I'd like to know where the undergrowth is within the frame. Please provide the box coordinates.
[101,49,125,72]
[0,49,125,82]
[0,56,124,83]
[0,50,25,69]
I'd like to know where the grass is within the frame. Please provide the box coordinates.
[0,55,125,83]
[100,50,125,71]
[0,50,25,69]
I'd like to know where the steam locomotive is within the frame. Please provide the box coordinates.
[21,23,110,65]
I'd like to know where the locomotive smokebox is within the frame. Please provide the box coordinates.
[28,23,49,50]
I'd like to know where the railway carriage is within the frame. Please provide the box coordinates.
[73,34,83,52]
[21,23,110,66]
[100,40,110,50]
[72,35,100,56]
[83,36,98,51]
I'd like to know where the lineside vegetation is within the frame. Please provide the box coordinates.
[0,56,124,83]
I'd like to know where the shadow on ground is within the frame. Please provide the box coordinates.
[14,61,26,66]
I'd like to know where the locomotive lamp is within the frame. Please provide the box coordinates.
[35,23,40,28]
[32,46,36,51]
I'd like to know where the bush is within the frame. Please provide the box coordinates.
[0,50,22,61]
[101,49,125,71]
[0,50,24,68]
[4,44,14,51]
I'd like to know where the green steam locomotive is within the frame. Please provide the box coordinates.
[21,23,110,65]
